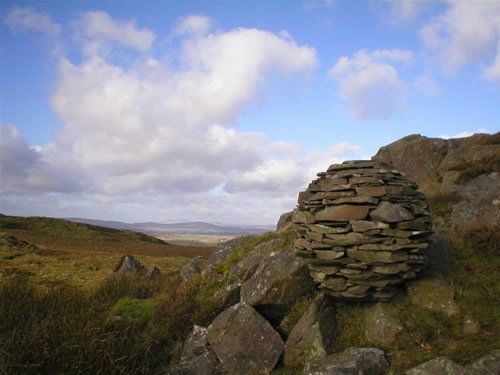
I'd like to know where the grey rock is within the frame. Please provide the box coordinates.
[284,293,336,367]
[406,274,459,316]
[277,211,294,232]
[347,248,408,263]
[181,325,209,361]
[303,347,388,375]
[364,302,403,346]
[113,255,144,276]
[181,258,202,283]
[207,303,284,375]
[146,265,160,278]
[466,349,500,374]
[240,246,314,323]
[222,238,283,309]
[406,357,466,375]
[165,350,224,375]
[315,205,370,222]
[370,201,414,223]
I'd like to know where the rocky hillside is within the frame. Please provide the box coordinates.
[154,134,499,374]
[373,132,500,232]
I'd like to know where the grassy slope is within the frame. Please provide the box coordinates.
[0,214,213,290]
[0,214,213,257]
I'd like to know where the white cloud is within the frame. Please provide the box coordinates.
[419,1,500,81]
[79,11,154,54]
[174,15,213,36]
[376,0,436,25]
[2,12,364,224]
[439,128,489,139]
[4,7,61,36]
[414,74,442,96]
[0,124,83,194]
[328,49,413,121]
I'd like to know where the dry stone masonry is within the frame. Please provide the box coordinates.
[293,160,433,301]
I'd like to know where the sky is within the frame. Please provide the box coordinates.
[0,0,499,225]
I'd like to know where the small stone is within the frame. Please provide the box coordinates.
[292,210,315,224]
[323,232,385,246]
[324,196,379,205]
[350,220,389,232]
[355,186,388,197]
[314,205,370,222]
[314,250,345,260]
[294,238,313,251]
[347,249,408,263]
[373,263,411,275]
[370,201,415,222]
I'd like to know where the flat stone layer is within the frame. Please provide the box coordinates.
[294,160,433,301]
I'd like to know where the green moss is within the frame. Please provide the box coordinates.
[111,296,158,328]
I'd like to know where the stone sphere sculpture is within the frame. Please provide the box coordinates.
[293,160,433,301]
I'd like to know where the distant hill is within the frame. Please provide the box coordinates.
[0,214,212,258]
[65,217,274,236]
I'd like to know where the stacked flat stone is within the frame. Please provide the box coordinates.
[293,160,433,301]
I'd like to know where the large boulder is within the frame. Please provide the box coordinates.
[240,246,314,323]
[405,357,466,375]
[364,302,403,346]
[303,347,388,375]
[284,293,336,367]
[207,303,284,374]
[113,255,144,276]
[221,238,282,309]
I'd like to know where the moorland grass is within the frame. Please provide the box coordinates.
[0,214,213,258]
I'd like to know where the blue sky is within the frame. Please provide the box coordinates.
[1,0,499,224]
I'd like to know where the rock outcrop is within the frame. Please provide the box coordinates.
[373,133,500,230]
[293,160,433,301]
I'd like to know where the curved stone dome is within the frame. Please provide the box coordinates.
[293,160,433,301]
